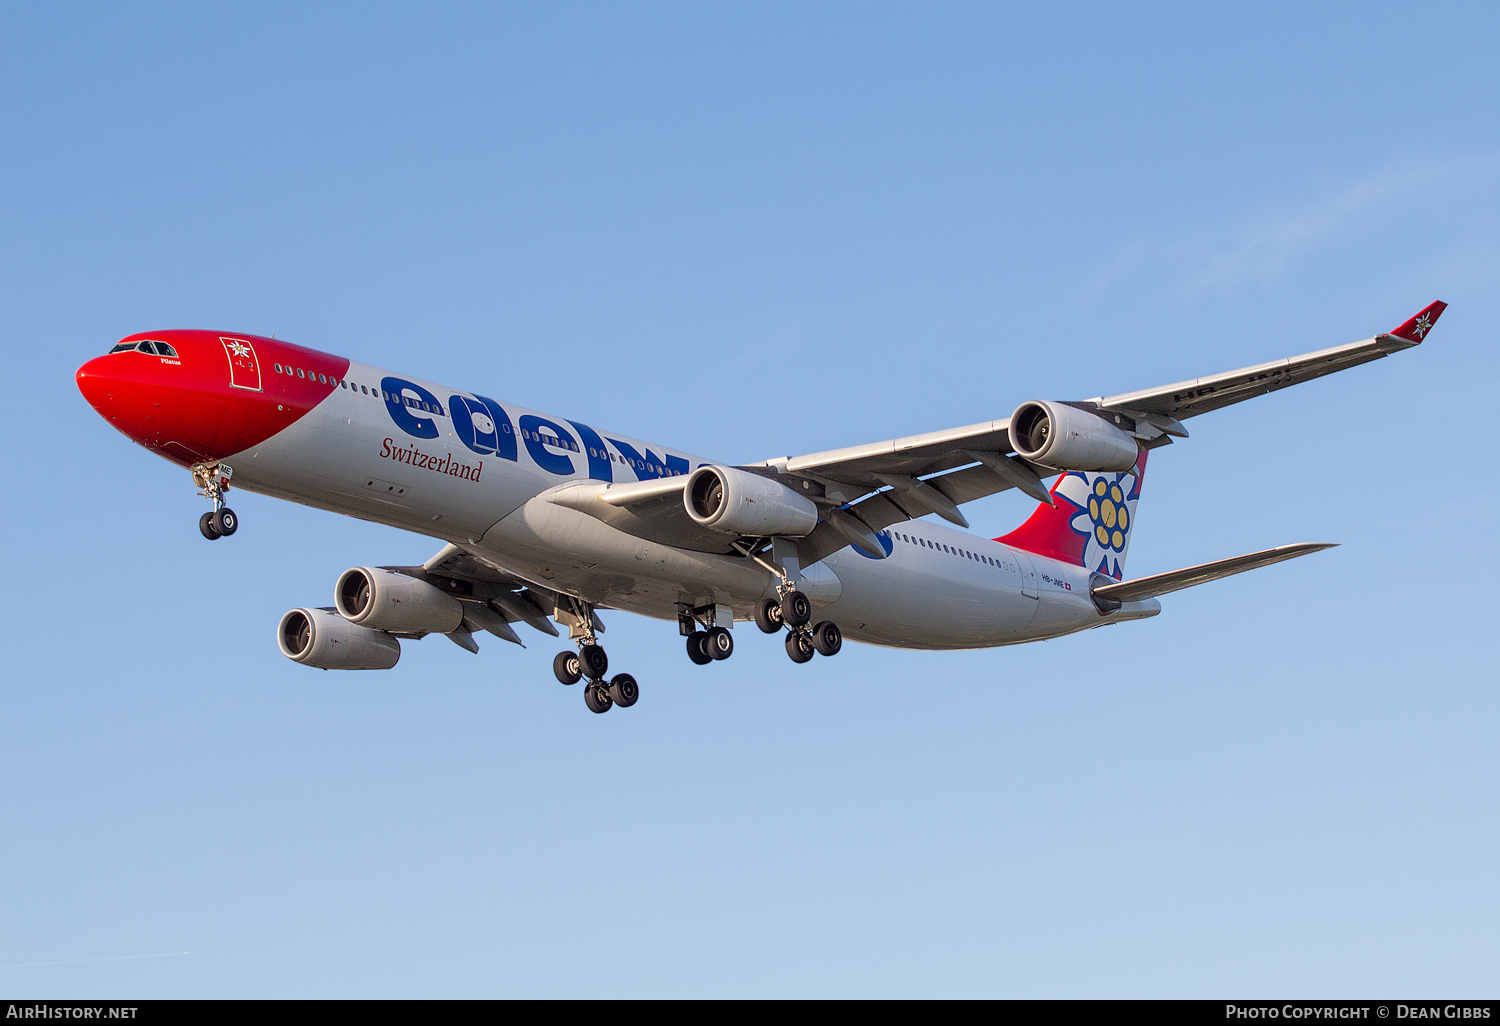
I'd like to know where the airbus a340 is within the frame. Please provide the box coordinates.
[75,302,1446,712]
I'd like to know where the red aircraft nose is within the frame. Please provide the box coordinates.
[75,356,116,411]
[77,331,350,467]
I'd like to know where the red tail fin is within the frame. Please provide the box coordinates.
[1390,300,1446,343]
[996,450,1148,580]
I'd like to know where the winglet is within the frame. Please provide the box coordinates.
[1389,300,1447,343]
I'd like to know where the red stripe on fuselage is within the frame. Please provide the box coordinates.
[76,329,351,467]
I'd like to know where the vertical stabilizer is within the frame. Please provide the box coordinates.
[996,450,1147,580]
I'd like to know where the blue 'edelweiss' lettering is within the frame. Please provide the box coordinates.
[519,415,579,476]
[382,376,440,440]
[568,421,613,482]
[449,394,518,462]
[610,439,688,480]
[386,378,683,481]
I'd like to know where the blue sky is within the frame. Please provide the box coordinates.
[2,2,1497,997]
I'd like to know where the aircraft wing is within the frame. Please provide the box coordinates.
[1091,543,1335,604]
[1094,301,1447,421]
[516,304,1442,568]
[387,543,564,643]
[777,302,1445,565]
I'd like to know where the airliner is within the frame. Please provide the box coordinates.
[75,301,1446,713]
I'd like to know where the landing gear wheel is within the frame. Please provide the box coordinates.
[785,630,814,663]
[754,598,784,634]
[580,644,608,680]
[213,508,238,536]
[811,621,842,656]
[704,625,734,660]
[199,512,222,540]
[584,682,613,714]
[686,632,713,665]
[553,651,582,685]
[780,590,812,628]
[607,673,639,707]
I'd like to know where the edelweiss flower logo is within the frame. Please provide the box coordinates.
[1053,461,1143,579]
[1411,313,1432,339]
[229,341,252,358]
[1088,478,1128,550]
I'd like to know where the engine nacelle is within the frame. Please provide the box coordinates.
[1009,400,1140,471]
[278,607,401,670]
[335,566,466,634]
[685,465,819,537]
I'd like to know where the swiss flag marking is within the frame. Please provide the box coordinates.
[221,336,263,392]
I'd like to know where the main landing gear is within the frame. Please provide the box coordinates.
[680,605,735,667]
[193,463,238,540]
[552,598,639,714]
[755,588,842,665]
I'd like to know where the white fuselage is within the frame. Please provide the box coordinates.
[226,360,1155,649]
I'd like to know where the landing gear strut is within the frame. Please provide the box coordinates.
[554,596,639,714]
[746,546,843,665]
[193,463,238,540]
[765,571,832,666]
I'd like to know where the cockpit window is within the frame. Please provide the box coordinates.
[111,340,179,357]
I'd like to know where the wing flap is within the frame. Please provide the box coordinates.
[1092,543,1335,603]
[418,543,560,636]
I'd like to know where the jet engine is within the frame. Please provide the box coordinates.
[335,566,466,634]
[278,607,401,670]
[1009,401,1140,472]
[685,465,819,537]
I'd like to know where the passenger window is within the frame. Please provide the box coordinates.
[297,368,305,378]
[274,363,282,373]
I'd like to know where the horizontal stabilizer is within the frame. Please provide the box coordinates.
[1092,543,1335,604]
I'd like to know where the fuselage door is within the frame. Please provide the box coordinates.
[1016,551,1040,599]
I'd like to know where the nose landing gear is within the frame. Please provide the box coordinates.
[193,463,238,540]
